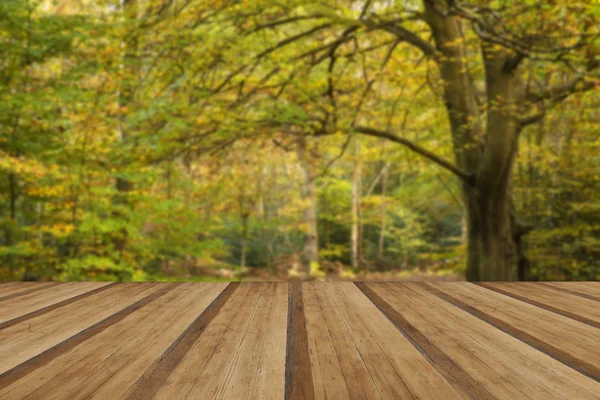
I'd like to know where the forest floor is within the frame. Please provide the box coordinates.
[241,266,462,282]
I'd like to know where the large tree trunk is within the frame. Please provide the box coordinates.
[297,136,319,273]
[424,0,528,281]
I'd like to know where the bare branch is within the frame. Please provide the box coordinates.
[361,19,436,57]
[526,75,598,103]
[354,126,474,184]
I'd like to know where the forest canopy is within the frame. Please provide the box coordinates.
[0,0,599,282]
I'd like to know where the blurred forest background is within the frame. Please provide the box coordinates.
[1,0,599,282]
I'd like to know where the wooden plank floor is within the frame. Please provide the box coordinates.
[0,282,598,399]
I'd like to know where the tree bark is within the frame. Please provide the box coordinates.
[351,137,363,269]
[297,136,319,273]
[240,213,249,268]
[112,0,138,256]
[424,0,528,281]
[377,161,389,263]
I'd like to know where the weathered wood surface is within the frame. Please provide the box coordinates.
[0,282,598,399]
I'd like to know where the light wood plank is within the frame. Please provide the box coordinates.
[317,283,382,400]
[539,282,600,301]
[552,282,600,296]
[0,283,160,374]
[0,283,38,296]
[334,283,465,400]
[48,283,227,400]
[304,282,353,400]
[427,282,600,378]
[183,283,264,400]
[480,282,600,325]
[249,283,288,400]
[153,283,255,399]
[0,283,60,301]
[0,282,112,323]
[372,283,600,400]
[0,283,190,400]
[218,283,279,399]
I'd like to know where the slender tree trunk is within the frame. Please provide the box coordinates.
[5,172,17,271]
[112,0,138,257]
[377,162,389,263]
[240,213,249,268]
[351,137,363,269]
[297,136,319,273]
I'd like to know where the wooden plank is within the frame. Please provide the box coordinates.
[218,283,281,399]
[249,283,288,400]
[182,283,265,400]
[16,283,227,400]
[0,282,117,328]
[371,283,600,400]
[538,282,600,302]
[326,282,435,400]
[90,283,227,400]
[0,283,61,302]
[0,283,173,394]
[0,283,38,296]
[357,282,490,400]
[0,283,194,400]
[125,282,238,400]
[547,282,600,297]
[284,282,315,400]
[421,282,600,381]
[327,283,416,399]
[478,282,600,328]
[0,283,163,375]
[150,283,254,399]
[303,282,352,400]
[337,282,469,399]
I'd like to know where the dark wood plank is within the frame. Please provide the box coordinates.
[420,282,600,382]
[285,282,315,400]
[0,283,175,390]
[0,283,119,330]
[126,282,239,400]
[355,282,495,400]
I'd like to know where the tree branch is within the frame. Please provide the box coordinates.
[526,75,597,102]
[354,126,474,185]
[361,19,436,57]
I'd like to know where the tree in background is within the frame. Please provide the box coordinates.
[0,0,599,282]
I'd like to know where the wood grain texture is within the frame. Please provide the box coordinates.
[370,283,600,400]
[329,282,464,400]
[357,282,493,400]
[0,283,199,400]
[0,283,172,388]
[421,282,600,382]
[478,282,600,328]
[126,282,237,400]
[538,282,600,302]
[250,283,288,400]
[285,282,315,400]
[0,283,61,302]
[1,282,600,400]
[0,283,39,296]
[0,282,118,329]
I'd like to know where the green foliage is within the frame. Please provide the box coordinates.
[1,0,598,282]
